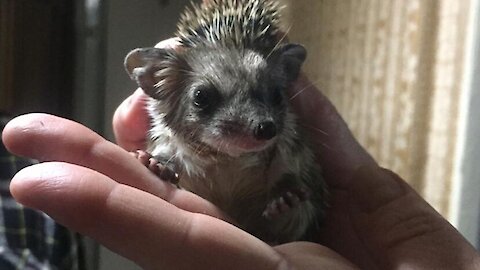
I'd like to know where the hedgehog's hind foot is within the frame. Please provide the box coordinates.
[262,188,310,219]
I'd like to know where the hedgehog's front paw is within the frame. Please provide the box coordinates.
[131,150,179,184]
[262,188,310,219]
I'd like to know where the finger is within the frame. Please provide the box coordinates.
[348,165,480,269]
[3,113,223,218]
[10,162,286,270]
[289,74,376,187]
[154,37,181,49]
[113,88,150,151]
[275,242,359,270]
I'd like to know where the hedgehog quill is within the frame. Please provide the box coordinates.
[124,0,328,244]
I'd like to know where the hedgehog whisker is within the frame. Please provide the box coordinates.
[307,136,334,152]
[319,141,334,151]
[299,123,329,136]
[215,138,223,156]
[289,77,324,101]
[195,134,213,156]
[266,25,291,60]
[194,146,203,156]
[165,153,177,166]
[289,86,307,101]
[194,143,206,156]
[192,142,202,155]
[202,141,212,154]
[189,126,200,140]
[194,139,207,156]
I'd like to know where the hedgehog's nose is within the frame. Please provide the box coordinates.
[254,121,277,140]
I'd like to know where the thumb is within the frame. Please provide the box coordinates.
[348,165,479,269]
[112,89,150,151]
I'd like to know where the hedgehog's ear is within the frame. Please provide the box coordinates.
[124,47,177,98]
[277,43,307,82]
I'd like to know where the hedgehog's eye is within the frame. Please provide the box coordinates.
[193,87,218,110]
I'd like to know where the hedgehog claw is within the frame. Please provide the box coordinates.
[262,189,308,219]
[131,150,179,184]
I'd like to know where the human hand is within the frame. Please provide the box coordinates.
[2,113,357,270]
[287,76,480,269]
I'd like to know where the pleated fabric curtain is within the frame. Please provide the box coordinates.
[283,0,472,219]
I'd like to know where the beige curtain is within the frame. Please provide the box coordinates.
[283,0,472,219]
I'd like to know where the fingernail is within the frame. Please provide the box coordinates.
[154,38,182,50]
[350,165,407,213]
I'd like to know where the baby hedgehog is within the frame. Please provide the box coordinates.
[124,0,328,244]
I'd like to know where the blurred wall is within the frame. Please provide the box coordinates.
[102,0,190,140]
[284,0,473,222]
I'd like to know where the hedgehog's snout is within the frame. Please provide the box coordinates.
[254,121,277,141]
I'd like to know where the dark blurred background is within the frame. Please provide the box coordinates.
[0,1,190,269]
[0,0,189,139]
[1,0,76,118]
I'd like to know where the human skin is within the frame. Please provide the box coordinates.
[3,38,480,269]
